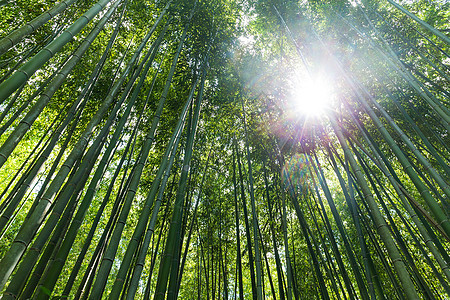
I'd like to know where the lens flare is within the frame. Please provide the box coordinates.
[281,153,311,193]
[291,76,334,117]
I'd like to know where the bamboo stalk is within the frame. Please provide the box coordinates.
[0,0,79,56]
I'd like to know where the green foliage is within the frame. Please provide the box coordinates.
[0,0,449,299]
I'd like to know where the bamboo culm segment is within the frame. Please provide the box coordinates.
[0,0,79,56]
[154,61,205,300]
[0,0,122,236]
[109,71,199,300]
[0,0,120,169]
[0,0,161,289]
[0,0,114,105]
[88,5,182,299]
[124,102,187,300]
[385,0,450,45]
[329,113,420,300]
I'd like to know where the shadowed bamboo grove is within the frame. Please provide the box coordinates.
[0,0,448,299]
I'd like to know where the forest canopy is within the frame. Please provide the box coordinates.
[0,0,448,299]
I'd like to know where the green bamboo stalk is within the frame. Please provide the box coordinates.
[263,160,285,300]
[329,112,420,300]
[73,159,137,298]
[88,9,186,300]
[153,64,204,300]
[333,10,450,131]
[307,158,357,300]
[108,65,199,300]
[359,157,437,299]
[346,110,450,258]
[26,139,122,299]
[0,0,115,105]
[392,13,450,58]
[40,34,164,296]
[347,147,408,300]
[272,5,310,75]
[324,146,382,300]
[163,61,208,300]
[142,182,175,300]
[196,232,202,300]
[411,66,450,99]
[60,131,132,298]
[66,158,136,300]
[310,155,370,300]
[177,149,213,295]
[331,53,450,237]
[0,83,25,128]
[235,130,257,299]
[407,156,446,201]
[258,223,276,300]
[34,39,154,299]
[0,0,127,231]
[222,238,229,300]
[77,243,106,300]
[307,189,347,300]
[0,74,85,233]
[273,147,293,300]
[326,144,381,299]
[46,49,137,282]
[124,128,186,300]
[354,146,450,297]
[240,99,263,300]
[0,21,66,85]
[116,62,171,290]
[280,150,330,299]
[359,4,450,84]
[118,249,139,300]
[345,161,386,300]
[0,0,79,56]
[60,113,138,299]
[289,187,330,300]
[0,101,62,208]
[358,199,406,300]
[378,82,450,175]
[18,173,90,300]
[0,111,64,235]
[26,26,136,216]
[350,25,450,160]
[0,2,162,288]
[303,190,343,300]
[0,0,120,169]
[22,200,78,299]
[346,20,450,192]
[282,218,294,300]
[385,0,450,45]
[232,137,244,300]
[23,104,84,223]
[0,52,68,136]
[342,94,450,237]
[2,88,120,299]
[4,163,85,298]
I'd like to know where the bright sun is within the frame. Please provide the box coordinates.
[291,76,334,117]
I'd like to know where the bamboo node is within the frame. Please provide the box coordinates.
[20,119,32,128]
[42,47,55,58]
[2,291,18,298]
[18,70,31,80]
[2,37,14,49]
[392,258,403,264]
[14,239,29,247]
[30,246,42,253]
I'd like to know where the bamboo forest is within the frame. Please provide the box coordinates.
[0,0,449,298]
